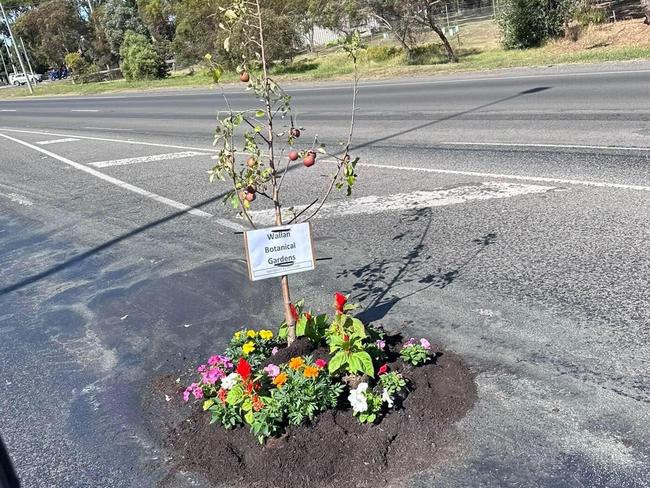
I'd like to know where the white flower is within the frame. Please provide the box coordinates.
[220,372,239,390]
[381,388,394,408]
[348,382,369,414]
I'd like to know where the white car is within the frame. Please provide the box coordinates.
[9,73,42,85]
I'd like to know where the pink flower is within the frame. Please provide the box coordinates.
[202,367,224,385]
[197,364,207,373]
[402,338,416,349]
[192,384,204,399]
[378,363,389,375]
[315,359,327,369]
[376,339,386,350]
[271,347,279,356]
[183,382,203,401]
[182,387,192,402]
[264,364,280,378]
[207,355,220,366]
[420,338,431,350]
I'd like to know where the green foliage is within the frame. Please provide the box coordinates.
[65,53,100,84]
[327,314,375,377]
[400,343,430,366]
[13,0,89,70]
[379,371,407,396]
[364,45,402,63]
[103,0,149,55]
[356,390,382,423]
[498,0,576,49]
[573,4,607,26]
[119,31,168,81]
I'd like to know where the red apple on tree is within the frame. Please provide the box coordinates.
[288,150,299,161]
[303,151,316,167]
[240,72,250,83]
[247,157,257,168]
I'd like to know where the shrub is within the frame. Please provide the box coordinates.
[364,45,402,62]
[405,43,446,65]
[498,0,576,49]
[119,31,168,81]
[64,52,100,84]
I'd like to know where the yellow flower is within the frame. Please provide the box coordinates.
[303,366,319,379]
[288,357,305,370]
[272,373,288,388]
[233,331,242,340]
[259,330,273,341]
[246,330,258,338]
[242,341,256,355]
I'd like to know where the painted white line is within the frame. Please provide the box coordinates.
[71,109,99,112]
[0,132,239,225]
[249,182,554,224]
[0,127,216,153]
[0,109,17,112]
[90,151,209,168]
[84,126,134,131]
[439,141,650,152]
[36,137,80,145]
[0,191,33,206]
[361,162,650,192]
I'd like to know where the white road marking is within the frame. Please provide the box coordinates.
[361,162,650,192]
[90,151,209,168]
[71,109,99,112]
[0,191,33,206]
[0,109,17,112]
[84,126,134,131]
[36,137,80,145]
[248,182,555,224]
[439,141,650,152]
[0,132,241,225]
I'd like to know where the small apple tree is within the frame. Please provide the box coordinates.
[205,0,361,344]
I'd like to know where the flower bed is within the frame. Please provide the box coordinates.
[147,293,477,487]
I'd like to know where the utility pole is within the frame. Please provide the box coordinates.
[0,46,8,84]
[4,37,16,73]
[20,37,35,80]
[0,0,33,93]
[87,0,93,14]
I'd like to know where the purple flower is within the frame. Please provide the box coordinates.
[182,387,191,402]
[202,367,225,385]
[207,355,220,366]
[420,338,431,350]
[192,384,204,399]
[376,339,386,350]
[197,364,207,373]
[271,347,279,356]
[207,355,233,369]
[264,364,280,378]
[402,338,416,349]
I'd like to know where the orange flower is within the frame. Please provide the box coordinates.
[303,365,319,379]
[272,373,288,388]
[288,357,305,370]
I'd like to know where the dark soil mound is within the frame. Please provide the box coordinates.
[143,340,476,488]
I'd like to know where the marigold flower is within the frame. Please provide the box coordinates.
[333,292,347,314]
[303,365,319,379]
[247,330,258,338]
[252,395,265,412]
[233,331,242,341]
[273,372,288,388]
[288,357,305,369]
[259,329,273,341]
[242,341,256,355]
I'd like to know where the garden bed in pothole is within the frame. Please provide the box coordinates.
[144,337,476,488]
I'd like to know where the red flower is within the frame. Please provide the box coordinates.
[289,303,299,321]
[378,364,389,375]
[343,334,350,342]
[334,292,347,314]
[315,359,327,369]
[304,312,312,321]
[217,388,227,404]
[236,357,252,380]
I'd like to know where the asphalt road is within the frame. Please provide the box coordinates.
[1,61,649,487]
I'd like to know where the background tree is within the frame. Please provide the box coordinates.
[119,29,168,79]
[13,0,89,71]
[102,0,149,55]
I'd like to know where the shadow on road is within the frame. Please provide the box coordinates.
[338,206,497,324]
[349,86,552,153]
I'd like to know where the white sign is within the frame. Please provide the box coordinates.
[244,223,315,281]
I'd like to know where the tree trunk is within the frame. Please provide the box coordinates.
[429,22,458,63]
[643,0,650,25]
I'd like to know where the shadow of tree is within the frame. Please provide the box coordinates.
[338,206,497,324]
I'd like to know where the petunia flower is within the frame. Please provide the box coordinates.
[381,388,394,408]
[191,384,204,400]
[203,367,224,385]
[207,355,220,366]
[348,382,368,414]
[197,364,207,373]
[271,347,279,356]
[402,338,416,348]
[221,372,240,390]
[420,338,431,350]
[376,339,386,350]
[264,364,280,378]
[333,292,347,314]
[314,359,327,369]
